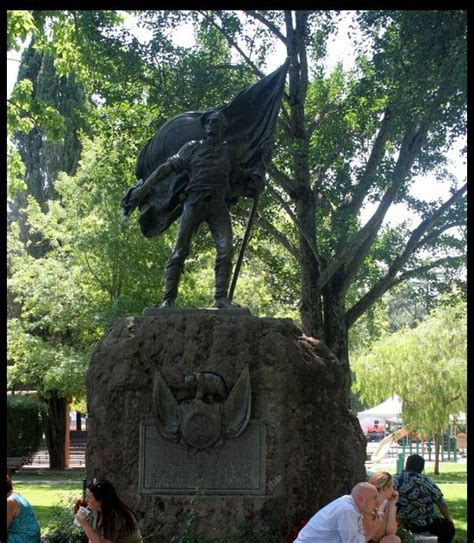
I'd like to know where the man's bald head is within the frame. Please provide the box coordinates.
[351,482,379,515]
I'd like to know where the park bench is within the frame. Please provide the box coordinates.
[7,456,23,474]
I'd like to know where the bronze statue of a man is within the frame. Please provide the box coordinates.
[121,60,289,309]
[122,109,264,309]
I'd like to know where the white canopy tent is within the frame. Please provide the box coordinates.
[357,395,402,433]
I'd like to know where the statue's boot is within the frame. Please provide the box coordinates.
[161,262,181,308]
[215,296,240,309]
[214,261,240,309]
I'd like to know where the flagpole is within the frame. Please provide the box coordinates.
[228,194,259,302]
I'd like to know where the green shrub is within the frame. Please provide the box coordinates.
[43,497,87,543]
[226,517,272,543]
[7,394,46,464]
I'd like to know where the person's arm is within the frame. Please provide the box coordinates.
[363,512,386,542]
[437,501,453,524]
[7,497,19,528]
[362,513,383,541]
[384,492,399,535]
[75,510,112,543]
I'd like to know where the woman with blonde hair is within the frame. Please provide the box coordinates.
[363,471,401,543]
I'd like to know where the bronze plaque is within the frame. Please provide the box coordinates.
[139,419,265,495]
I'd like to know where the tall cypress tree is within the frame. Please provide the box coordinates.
[9,38,90,468]
[12,38,88,212]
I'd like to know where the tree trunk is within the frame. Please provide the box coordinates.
[44,393,69,469]
[299,253,324,339]
[322,276,351,406]
[297,189,324,339]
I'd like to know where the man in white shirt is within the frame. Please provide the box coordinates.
[294,482,383,543]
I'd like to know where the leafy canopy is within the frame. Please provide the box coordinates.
[352,300,466,435]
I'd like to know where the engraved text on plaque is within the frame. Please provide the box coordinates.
[139,419,265,495]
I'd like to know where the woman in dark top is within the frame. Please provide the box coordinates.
[75,479,142,543]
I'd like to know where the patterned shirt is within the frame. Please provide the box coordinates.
[394,469,445,528]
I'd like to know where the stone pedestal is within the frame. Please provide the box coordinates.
[86,312,366,541]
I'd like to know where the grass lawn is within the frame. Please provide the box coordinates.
[437,484,467,542]
[11,465,468,541]
[12,471,86,534]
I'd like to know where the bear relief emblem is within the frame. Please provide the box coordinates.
[152,367,251,452]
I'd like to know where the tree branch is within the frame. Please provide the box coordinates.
[267,184,323,268]
[392,183,467,265]
[243,11,287,45]
[337,50,466,293]
[284,12,299,128]
[198,11,264,79]
[348,107,393,216]
[295,11,309,103]
[278,102,293,136]
[267,162,296,195]
[312,135,348,197]
[346,254,465,328]
[414,220,466,251]
[389,255,466,288]
[253,216,299,260]
[82,252,112,298]
[343,181,466,310]
[306,102,337,139]
[314,113,435,296]
[343,182,466,329]
[339,121,431,284]
[343,47,464,277]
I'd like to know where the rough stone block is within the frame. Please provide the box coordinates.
[86,312,366,541]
